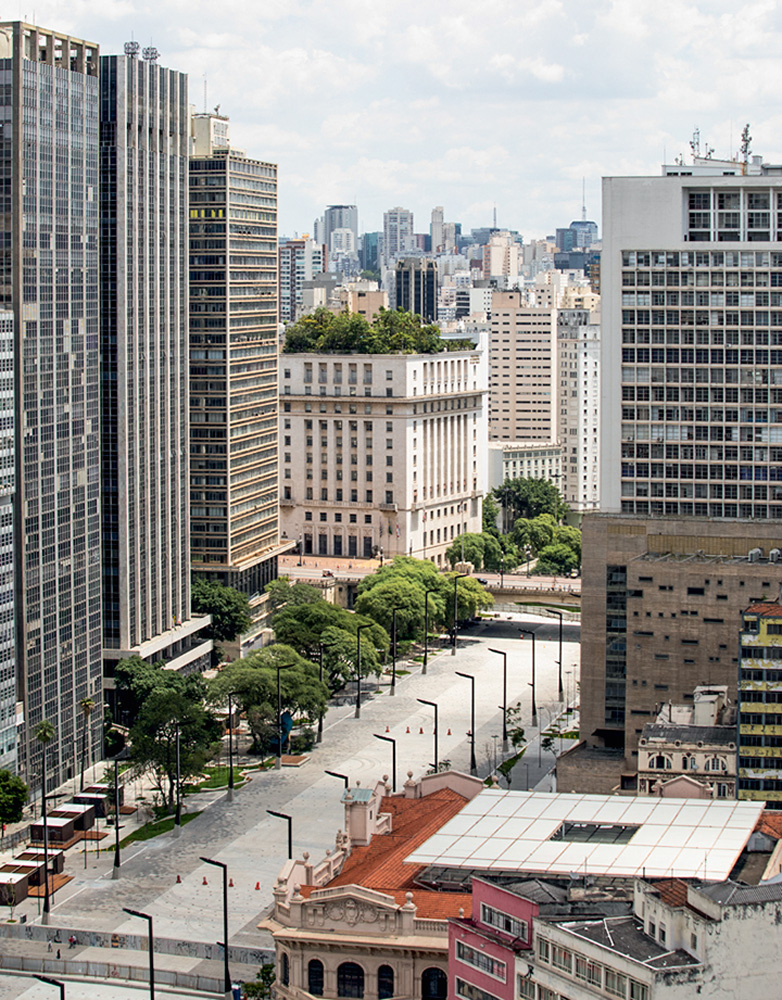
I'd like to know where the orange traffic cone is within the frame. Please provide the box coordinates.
[202,876,208,885]
[406,726,410,733]
[229,878,234,888]
[385,725,390,733]
[419,727,424,734]
[176,874,181,884]
[255,881,261,891]
[447,728,452,736]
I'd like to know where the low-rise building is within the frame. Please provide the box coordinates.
[487,442,562,491]
[637,686,737,798]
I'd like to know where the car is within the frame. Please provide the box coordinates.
[322,569,334,578]
[476,577,489,586]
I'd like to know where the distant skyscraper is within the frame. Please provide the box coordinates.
[431,206,444,252]
[394,258,438,323]
[279,238,326,324]
[360,231,381,273]
[324,205,358,250]
[100,45,212,693]
[383,207,414,264]
[190,112,288,601]
[0,22,102,784]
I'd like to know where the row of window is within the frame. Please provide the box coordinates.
[537,938,648,1000]
[287,957,446,999]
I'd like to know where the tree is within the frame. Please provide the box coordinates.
[482,494,501,536]
[209,645,328,753]
[264,578,321,615]
[505,702,527,750]
[493,477,568,527]
[554,524,582,561]
[0,770,28,829]
[191,578,253,642]
[444,533,486,570]
[354,577,426,640]
[534,543,579,576]
[244,963,276,999]
[129,690,221,812]
[272,600,389,665]
[114,654,204,722]
[513,514,557,557]
[79,696,95,792]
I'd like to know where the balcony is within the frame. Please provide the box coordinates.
[379,502,397,512]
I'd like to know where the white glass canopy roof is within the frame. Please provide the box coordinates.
[405,790,764,881]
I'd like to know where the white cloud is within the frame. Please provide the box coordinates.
[24,0,782,237]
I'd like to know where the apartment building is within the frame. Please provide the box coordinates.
[739,601,782,807]
[279,238,327,324]
[279,348,487,566]
[0,22,103,784]
[489,293,557,443]
[189,113,288,602]
[557,308,600,511]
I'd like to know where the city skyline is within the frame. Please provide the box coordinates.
[15,0,782,237]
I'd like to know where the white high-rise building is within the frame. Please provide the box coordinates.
[383,206,415,265]
[431,206,444,252]
[558,308,601,510]
[601,155,782,519]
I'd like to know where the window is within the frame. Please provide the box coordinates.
[517,977,535,1000]
[308,959,324,996]
[456,941,506,981]
[454,980,501,1000]
[606,969,627,998]
[281,954,290,987]
[575,955,602,987]
[537,938,550,963]
[630,982,649,1000]
[551,944,572,973]
[422,968,447,1000]
[337,963,365,999]
[378,966,394,1000]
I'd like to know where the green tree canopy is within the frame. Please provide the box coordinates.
[493,477,568,528]
[0,770,28,826]
[554,524,582,561]
[444,532,486,570]
[482,495,501,536]
[129,690,222,811]
[534,543,579,576]
[512,513,557,557]
[209,645,329,751]
[282,307,471,355]
[114,654,209,722]
[264,577,322,615]
[191,578,253,642]
[353,577,427,640]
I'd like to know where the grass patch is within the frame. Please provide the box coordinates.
[185,765,247,791]
[498,748,526,778]
[116,810,202,848]
[515,601,580,613]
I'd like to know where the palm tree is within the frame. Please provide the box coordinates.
[34,718,55,924]
[79,697,95,791]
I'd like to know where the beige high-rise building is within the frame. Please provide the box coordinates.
[488,293,557,443]
[557,307,601,510]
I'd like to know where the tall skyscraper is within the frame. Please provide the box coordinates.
[324,205,357,250]
[394,258,438,323]
[431,206,444,252]
[383,207,414,264]
[279,238,326,324]
[601,157,782,518]
[0,312,14,773]
[0,22,102,784]
[100,44,211,695]
[190,113,288,601]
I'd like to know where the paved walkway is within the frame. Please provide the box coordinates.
[1,613,579,988]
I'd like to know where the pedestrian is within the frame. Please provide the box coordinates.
[69,934,76,949]
[56,948,61,960]
[47,941,52,953]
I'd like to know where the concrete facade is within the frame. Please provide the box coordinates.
[279,348,487,566]
[557,308,601,511]
[489,294,557,444]
[579,515,782,777]
[739,601,782,806]
[279,238,326,324]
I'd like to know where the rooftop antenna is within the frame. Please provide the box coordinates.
[203,74,207,113]
[740,123,752,166]
[581,177,586,222]
[690,127,701,159]
[493,204,497,229]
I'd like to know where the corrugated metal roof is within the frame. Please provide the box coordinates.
[695,879,782,906]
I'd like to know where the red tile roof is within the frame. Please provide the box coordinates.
[655,879,689,909]
[302,788,472,920]
[745,603,782,616]
[756,812,782,840]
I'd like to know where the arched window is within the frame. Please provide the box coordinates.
[378,965,394,1000]
[308,958,324,996]
[338,962,365,998]
[651,755,671,770]
[707,756,726,772]
[281,953,290,987]
[422,967,447,1000]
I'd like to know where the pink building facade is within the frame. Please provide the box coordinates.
[449,878,538,1000]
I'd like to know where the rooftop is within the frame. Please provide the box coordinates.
[745,602,782,616]
[558,915,700,971]
[405,790,763,882]
[641,724,736,747]
[303,787,472,920]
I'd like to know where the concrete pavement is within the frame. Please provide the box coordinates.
[2,612,579,982]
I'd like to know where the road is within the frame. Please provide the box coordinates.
[1,612,579,995]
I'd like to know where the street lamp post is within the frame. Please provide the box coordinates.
[35,975,65,1000]
[373,734,397,792]
[199,857,232,999]
[499,555,504,588]
[225,692,240,801]
[174,721,183,837]
[544,609,564,701]
[112,747,129,879]
[455,671,477,775]
[489,649,508,750]
[317,641,336,743]
[266,810,293,860]
[452,573,468,656]
[354,623,371,719]
[390,607,399,696]
[275,663,296,768]
[123,908,155,1000]
[423,588,437,674]
[519,628,538,723]
[417,699,439,773]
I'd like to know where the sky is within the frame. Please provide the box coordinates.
[19,0,782,240]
